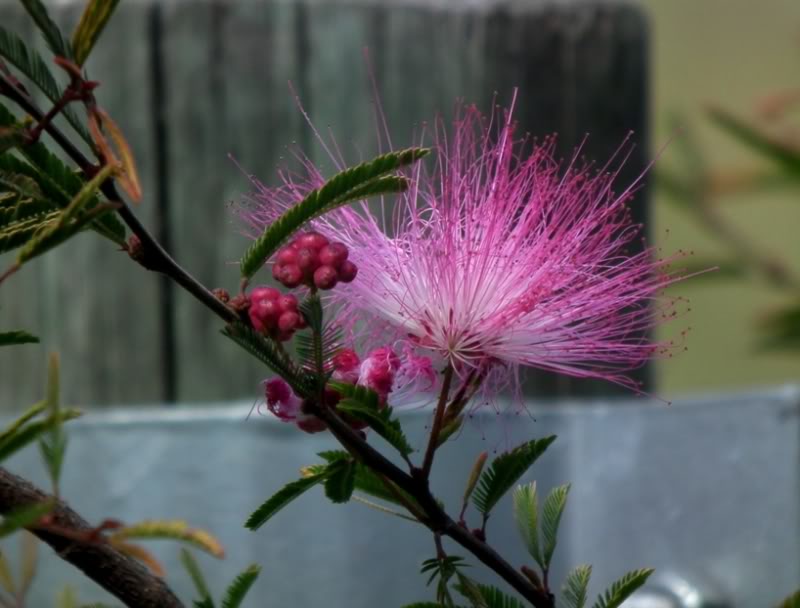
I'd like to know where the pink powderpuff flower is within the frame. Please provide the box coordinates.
[263,378,326,433]
[241,97,690,396]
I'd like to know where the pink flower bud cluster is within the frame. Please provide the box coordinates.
[248,286,306,342]
[272,231,358,290]
[263,344,437,434]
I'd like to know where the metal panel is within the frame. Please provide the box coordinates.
[3,387,797,606]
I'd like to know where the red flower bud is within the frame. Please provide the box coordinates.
[313,265,338,290]
[278,311,301,332]
[338,260,358,283]
[296,231,329,251]
[276,263,303,288]
[276,247,299,265]
[319,242,349,268]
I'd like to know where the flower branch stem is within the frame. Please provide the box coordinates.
[0,467,183,608]
[420,364,454,479]
[311,404,554,608]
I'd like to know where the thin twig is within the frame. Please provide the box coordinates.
[421,364,454,479]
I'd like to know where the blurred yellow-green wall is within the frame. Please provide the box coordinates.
[641,0,800,395]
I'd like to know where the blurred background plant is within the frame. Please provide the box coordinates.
[641,0,800,392]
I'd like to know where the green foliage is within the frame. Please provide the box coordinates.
[13,163,117,269]
[179,549,214,607]
[708,106,800,175]
[220,564,261,608]
[245,471,330,531]
[0,103,126,245]
[0,170,42,200]
[222,322,313,397]
[760,302,800,351]
[0,26,91,144]
[0,501,53,537]
[461,451,487,512]
[591,568,654,608]
[400,604,450,608]
[512,482,541,567]
[332,381,414,457]
[455,582,525,608]
[472,436,556,518]
[296,293,342,379]
[239,148,428,279]
[541,483,570,568]
[562,565,592,608]
[109,520,225,558]
[71,0,120,66]
[18,0,73,59]
[777,589,800,608]
[324,459,356,504]
[0,405,80,463]
[421,555,469,607]
[317,450,420,510]
[39,353,67,494]
[0,330,38,346]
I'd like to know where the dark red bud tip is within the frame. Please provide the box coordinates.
[250,286,280,302]
[471,528,486,542]
[212,288,230,303]
[276,263,303,288]
[338,260,358,283]
[319,242,349,267]
[296,231,329,251]
[276,247,298,265]
[278,311,301,332]
[296,248,319,274]
[229,293,251,313]
[278,294,298,312]
[313,265,338,290]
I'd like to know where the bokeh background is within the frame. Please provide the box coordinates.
[642,0,800,394]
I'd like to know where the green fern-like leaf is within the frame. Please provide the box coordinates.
[239,148,428,279]
[0,408,80,463]
[332,382,413,457]
[18,0,73,59]
[245,468,337,530]
[179,549,214,607]
[472,436,556,517]
[317,451,420,510]
[0,330,39,346]
[296,293,342,377]
[15,163,117,266]
[562,565,592,608]
[0,208,60,255]
[0,104,125,244]
[71,0,121,66]
[455,583,525,608]
[512,482,542,567]
[222,322,313,397]
[592,568,654,608]
[541,483,570,568]
[221,564,260,608]
[0,26,91,144]
[324,459,356,504]
[0,170,42,200]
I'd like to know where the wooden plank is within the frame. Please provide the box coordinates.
[162,0,304,401]
[0,2,166,408]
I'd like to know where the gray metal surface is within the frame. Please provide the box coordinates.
[3,387,798,606]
